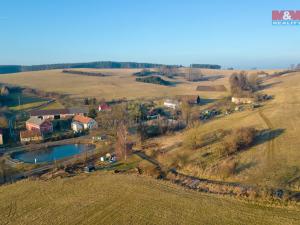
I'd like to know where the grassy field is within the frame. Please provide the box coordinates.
[38,100,65,110]
[0,68,279,101]
[0,173,299,225]
[149,71,300,190]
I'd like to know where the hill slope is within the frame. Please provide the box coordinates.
[0,173,299,225]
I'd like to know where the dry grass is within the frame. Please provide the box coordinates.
[0,173,299,225]
[0,68,274,101]
[151,72,300,190]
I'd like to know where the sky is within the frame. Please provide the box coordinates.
[0,0,300,69]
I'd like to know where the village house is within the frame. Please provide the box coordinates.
[73,115,98,130]
[231,97,254,105]
[71,121,84,133]
[26,117,53,134]
[164,99,180,109]
[98,103,112,111]
[29,108,88,120]
[20,130,43,144]
[0,129,3,145]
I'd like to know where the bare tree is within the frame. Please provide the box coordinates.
[186,67,203,81]
[115,122,129,161]
[181,101,191,126]
[229,71,257,97]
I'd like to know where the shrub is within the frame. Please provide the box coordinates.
[219,127,256,156]
[218,159,238,178]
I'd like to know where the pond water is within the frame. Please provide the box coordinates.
[11,144,95,164]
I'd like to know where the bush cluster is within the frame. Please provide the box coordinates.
[219,127,256,156]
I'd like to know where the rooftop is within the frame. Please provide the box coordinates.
[29,108,89,117]
[26,117,49,126]
[73,115,94,124]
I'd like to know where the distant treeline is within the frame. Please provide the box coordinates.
[0,61,174,74]
[62,70,108,77]
[136,76,173,86]
[190,64,221,69]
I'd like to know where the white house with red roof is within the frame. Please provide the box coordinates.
[73,115,98,130]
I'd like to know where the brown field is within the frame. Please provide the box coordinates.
[0,68,280,101]
[196,85,227,92]
[0,173,299,225]
[149,71,300,190]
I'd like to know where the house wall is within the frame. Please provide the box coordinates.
[71,123,83,132]
[26,123,41,131]
[87,120,98,129]
[231,97,253,104]
[164,102,177,109]
[21,136,43,143]
[40,122,53,134]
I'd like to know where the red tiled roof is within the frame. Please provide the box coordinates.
[26,118,52,126]
[73,115,93,124]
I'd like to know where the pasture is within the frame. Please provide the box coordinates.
[0,173,299,225]
[0,68,268,101]
[150,71,300,190]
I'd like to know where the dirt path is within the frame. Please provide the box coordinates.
[258,109,276,161]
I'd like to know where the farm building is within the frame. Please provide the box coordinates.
[71,121,84,133]
[26,118,53,134]
[20,130,43,144]
[73,115,98,130]
[231,97,254,104]
[164,99,179,109]
[98,103,112,111]
[29,108,88,120]
[0,129,3,145]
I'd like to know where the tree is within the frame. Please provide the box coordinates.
[229,71,256,97]
[84,98,89,105]
[0,86,9,96]
[88,108,97,119]
[196,96,201,105]
[91,98,97,105]
[0,116,8,128]
[0,159,7,183]
[247,73,259,91]
[158,66,179,78]
[127,102,148,123]
[115,122,129,161]
[186,67,203,81]
[181,101,191,126]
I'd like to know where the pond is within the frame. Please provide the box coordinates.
[11,144,95,164]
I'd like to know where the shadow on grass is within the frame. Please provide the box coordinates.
[260,81,282,90]
[200,98,216,105]
[253,128,285,147]
[236,161,257,174]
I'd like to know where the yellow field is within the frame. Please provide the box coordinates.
[151,71,300,190]
[0,68,278,101]
[0,173,299,225]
